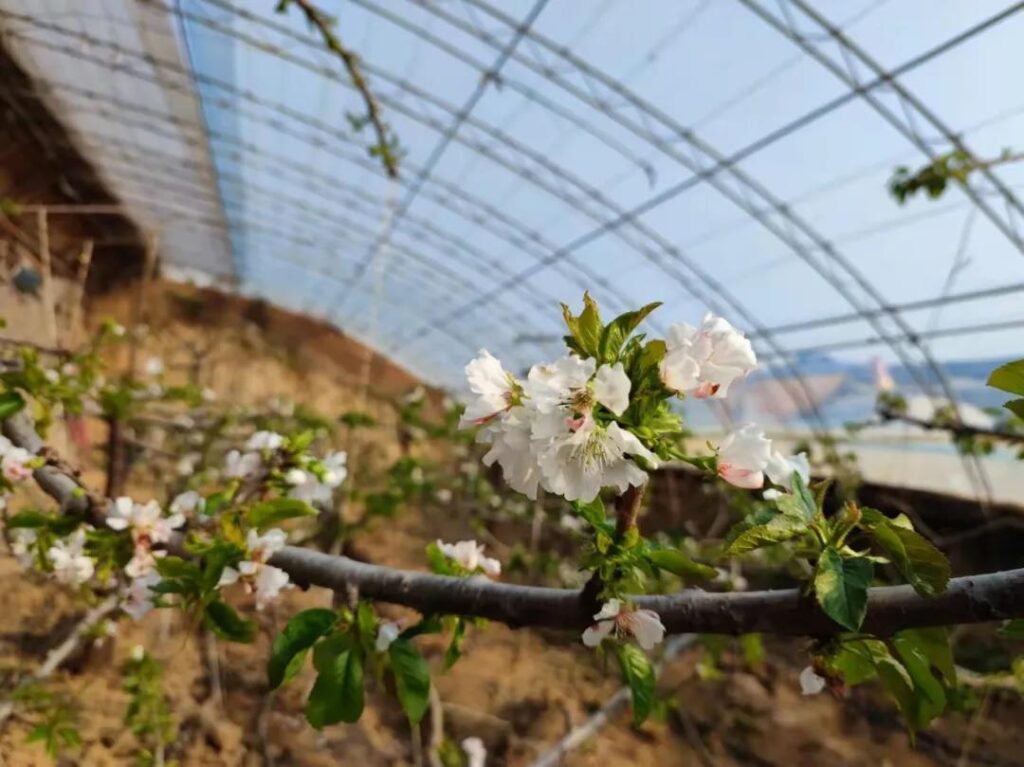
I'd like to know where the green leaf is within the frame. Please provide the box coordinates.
[826,638,889,686]
[561,292,604,358]
[874,654,918,728]
[646,548,716,581]
[268,608,338,689]
[306,636,364,728]
[861,509,950,596]
[0,389,25,419]
[791,472,818,522]
[388,638,431,724]
[814,548,872,631]
[6,509,50,528]
[615,643,655,726]
[892,635,947,729]
[155,555,200,582]
[895,627,956,686]
[203,600,256,643]
[599,302,661,362]
[247,498,316,530]
[725,514,806,555]
[987,360,1024,397]
[1004,398,1024,419]
[573,497,612,533]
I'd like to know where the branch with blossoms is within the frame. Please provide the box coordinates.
[5,295,1024,736]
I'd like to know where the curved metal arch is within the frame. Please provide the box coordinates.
[379,0,1000,471]
[0,14,635,319]
[103,179,495,362]
[14,100,524,356]
[2,7,826,430]
[20,85,561,326]
[10,79,628,320]
[82,151,539,345]
[741,0,1024,253]
[160,1,830,431]
[403,0,958,398]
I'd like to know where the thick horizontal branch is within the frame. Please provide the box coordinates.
[5,412,1024,637]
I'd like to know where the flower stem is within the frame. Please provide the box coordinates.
[614,485,644,540]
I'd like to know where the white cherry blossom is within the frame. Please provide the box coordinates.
[581,598,665,650]
[285,468,307,486]
[122,570,160,621]
[143,357,164,376]
[660,313,757,399]
[592,362,631,417]
[48,529,95,586]
[462,737,487,767]
[11,527,37,568]
[460,349,520,427]
[218,528,291,609]
[764,450,810,499]
[320,451,348,488]
[375,621,401,652]
[169,490,204,518]
[715,424,772,489]
[2,447,34,483]
[246,431,284,452]
[536,418,657,503]
[478,407,543,500]
[224,449,262,478]
[800,665,827,696]
[107,497,184,546]
[437,539,501,577]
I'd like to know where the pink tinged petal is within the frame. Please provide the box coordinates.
[627,609,666,650]
[718,464,765,489]
[593,363,631,416]
[582,620,615,647]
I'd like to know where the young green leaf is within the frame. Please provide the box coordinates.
[306,637,364,728]
[388,638,431,724]
[646,548,716,581]
[891,635,947,730]
[0,389,25,419]
[814,548,872,631]
[203,600,256,643]
[894,627,956,687]
[268,608,338,689]
[599,302,661,363]
[987,360,1024,397]
[725,514,806,556]
[247,498,316,530]
[615,643,656,726]
[860,509,950,596]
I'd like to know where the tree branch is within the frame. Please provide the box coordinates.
[878,406,1024,444]
[5,412,1024,638]
[278,0,398,179]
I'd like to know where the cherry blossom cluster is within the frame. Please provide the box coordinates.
[459,302,808,507]
[224,429,347,505]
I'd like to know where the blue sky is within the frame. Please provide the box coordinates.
[178,0,1024,393]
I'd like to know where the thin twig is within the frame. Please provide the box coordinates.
[278,0,398,178]
[0,594,120,730]
[528,634,698,767]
